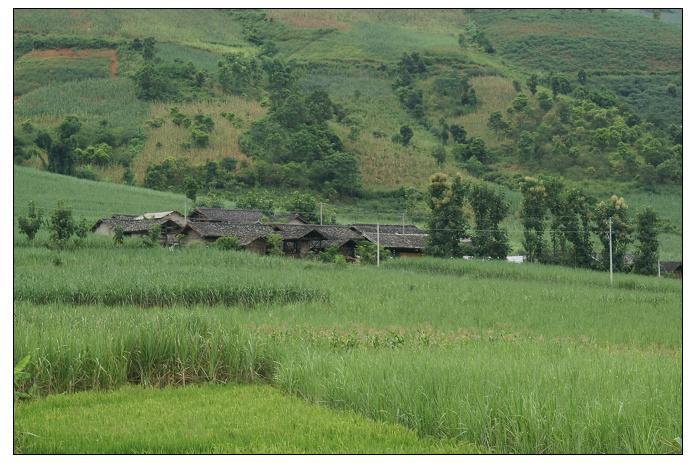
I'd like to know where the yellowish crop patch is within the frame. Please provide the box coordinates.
[132,98,265,183]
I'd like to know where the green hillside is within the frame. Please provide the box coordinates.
[13,9,682,259]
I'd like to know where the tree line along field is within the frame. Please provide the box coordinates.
[13,168,682,454]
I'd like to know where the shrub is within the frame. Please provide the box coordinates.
[48,201,76,249]
[267,233,284,256]
[216,236,241,251]
[18,201,43,241]
[114,225,125,247]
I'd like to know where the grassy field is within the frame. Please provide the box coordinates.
[15,384,477,454]
[470,9,682,73]
[13,50,114,96]
[13,168,682,453]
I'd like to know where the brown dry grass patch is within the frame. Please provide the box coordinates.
[266,9,350,30]
[27,48,118,77]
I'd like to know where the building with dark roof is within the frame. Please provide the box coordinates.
[350,223,428,257]
[181,222,275,254]
[188,207,265,223]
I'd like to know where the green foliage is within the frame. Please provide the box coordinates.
[18,201,43,241]
[431,145,446,166]
[398,125,413,146]
[519,177,547,262]
[142,224,162,248]
[453,137,489,165]
[283,191,319,222]
[594,195,633,272]
[14,354,33,401]
[113,225,124,247]
[633,208,659,275]
[355,240,386,265]
[526,74,539,95]
[75,143,112,166]
[216,236,242,251]
[266,232,284,256]
[217,53,262,96]
[467,181,510,259]
[425,173,468,257]
[48,201,76,249]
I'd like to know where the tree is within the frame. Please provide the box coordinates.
[487,111,508,136]
[425,173,468,257]
[432,145,446,166]
[633,208,659,275]
[184,177,198,201]
[18,201,43,241]
[399,125,413,146]
[142,224,162,248]
[355,240,387,264]
[75,217,89,241]
[468,181,510,259]
[511,93,529,112]
[267,233,284,256]
[48,201,76,249]
[562,188,595,268]
[448,125,467,144]
[594,195,632,272]
[537,90,553,112]
[577,69,587,85]
[519,177,547,262]
[526,74,539,95]
[142,37,156,60]
[513,80,521,92]
[284,191,319,223]
[518,131,536,161]
[133,64,175,101]
[122,168,135,185]
[453,137,488,164]
[114,225,124,247]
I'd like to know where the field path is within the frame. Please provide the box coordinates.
[27,48,118,78]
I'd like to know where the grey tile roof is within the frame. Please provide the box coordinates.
[351,223,425,234]
[184,222,275,245]
[189,207,265,223]
[91,217,165,234]
[271,224,329,240]
[361,232,428,250]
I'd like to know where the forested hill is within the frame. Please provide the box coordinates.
[13,8,682,255]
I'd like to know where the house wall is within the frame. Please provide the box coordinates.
[93,223,114,236]
[244,239,267,255]
[394,249,424,258]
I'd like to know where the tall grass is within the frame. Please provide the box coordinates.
[13,53,112,96]
[14,301,681,453]
[13,77,149,136]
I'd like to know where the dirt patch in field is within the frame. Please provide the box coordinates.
[27,48,118,78]
[267,9,350,30]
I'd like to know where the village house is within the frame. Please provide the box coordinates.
[180,222,275,254]
[271,224,329,257]
[351,223,428,257]
[659,261,682,279]
[188,207,265,223]
[313,225,365,259]
[91,214,183,240]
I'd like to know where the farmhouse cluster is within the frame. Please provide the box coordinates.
[92,207,428,259]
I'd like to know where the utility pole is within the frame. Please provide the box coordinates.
[376,222,380,267]
[658,254,661,278]
[608,217,613,285]
[320,203,323,225]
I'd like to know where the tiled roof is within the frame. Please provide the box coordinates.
[189,207,264,223]
[185,222,274,245]
[271,224,328,240]
[360,232,428,250]
[351,223,425,234]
